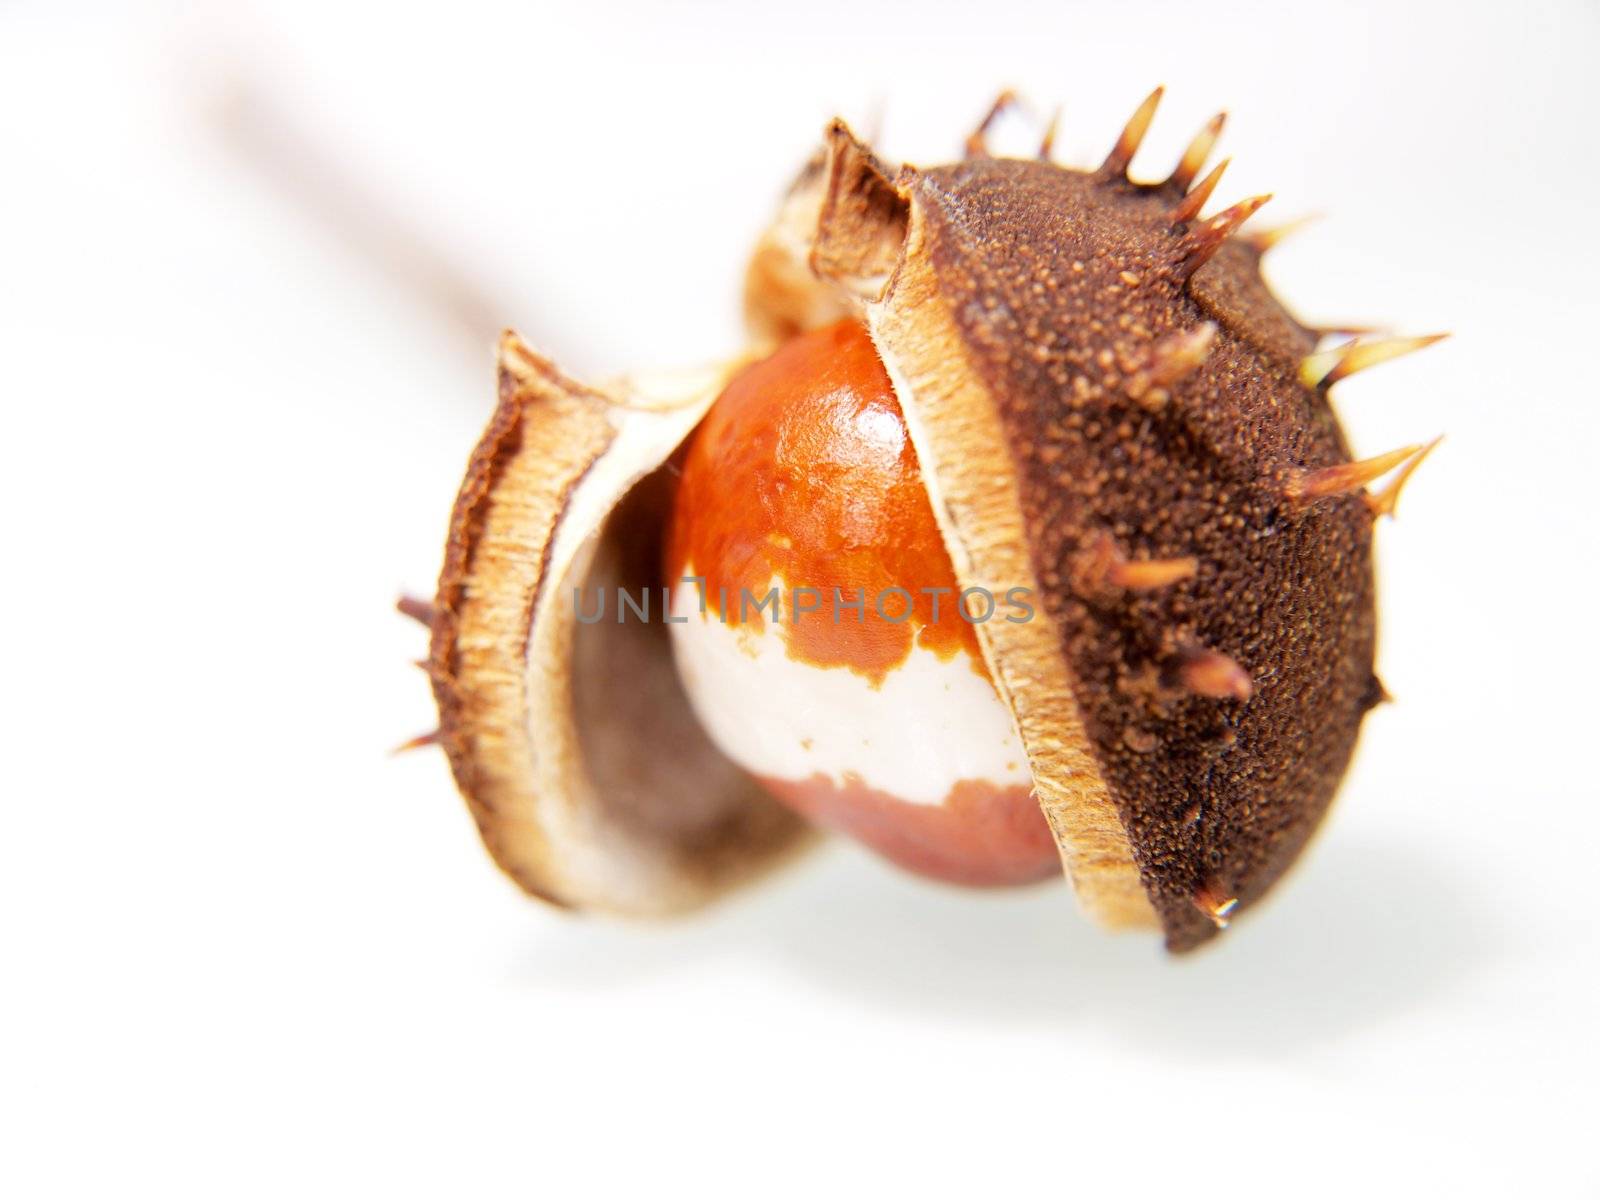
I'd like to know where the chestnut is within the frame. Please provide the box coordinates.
[404,90,1444,951]
[664,317,1057,887]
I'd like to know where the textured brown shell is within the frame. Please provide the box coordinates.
[810,125,1382,950]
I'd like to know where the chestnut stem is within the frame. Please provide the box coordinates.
[209,74,511,361]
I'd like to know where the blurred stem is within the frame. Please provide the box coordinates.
[211,78,507,357]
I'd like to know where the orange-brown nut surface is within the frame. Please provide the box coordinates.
[663,318,1059,886]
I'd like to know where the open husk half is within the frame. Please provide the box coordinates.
[426,337,812,914]
[425,108,1419,950]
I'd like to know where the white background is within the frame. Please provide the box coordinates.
[3,1,1597,1195]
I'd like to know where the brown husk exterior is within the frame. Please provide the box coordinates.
[817,132,1380,950]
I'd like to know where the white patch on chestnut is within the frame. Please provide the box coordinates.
[667,572,1031,806]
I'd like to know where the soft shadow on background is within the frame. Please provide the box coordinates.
[512,832,1501,1058]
